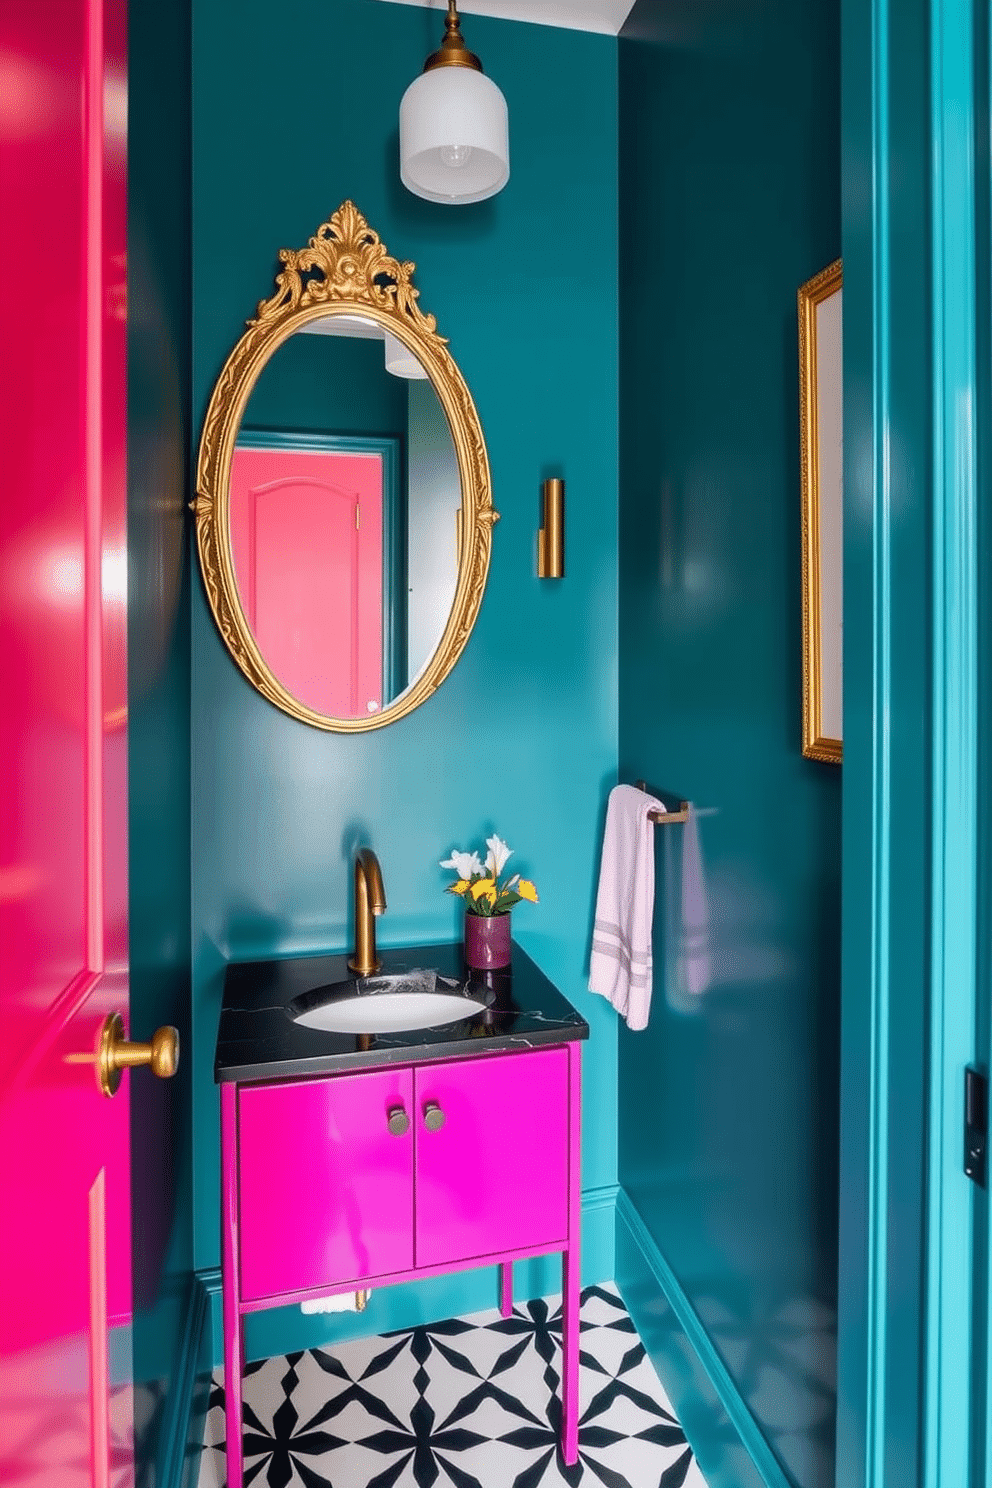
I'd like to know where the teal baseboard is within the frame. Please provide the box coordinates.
[202,1183,619,1370]
[615,1188,790,1488]
[155,1272,213,1488]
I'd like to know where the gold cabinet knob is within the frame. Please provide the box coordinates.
[98,1012,180,1098]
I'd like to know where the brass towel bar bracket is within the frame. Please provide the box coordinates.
[634,780,690,825]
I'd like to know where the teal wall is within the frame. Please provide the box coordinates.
[191,0,619,1354]
[616,3,841,1487]
[127,0,194,1474]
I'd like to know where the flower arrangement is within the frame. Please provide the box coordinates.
[440,834,539,918]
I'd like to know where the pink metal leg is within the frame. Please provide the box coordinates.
[500,1262,513,1317]
[561,1042,582,1465]
[221,1083,244,1488]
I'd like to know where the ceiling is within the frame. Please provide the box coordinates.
[375,0,638,38]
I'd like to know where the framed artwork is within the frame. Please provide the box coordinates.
[798,259,843,763]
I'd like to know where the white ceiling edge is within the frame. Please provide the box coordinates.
[375,0,636,38]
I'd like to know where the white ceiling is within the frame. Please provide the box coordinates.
[375,0,637,38]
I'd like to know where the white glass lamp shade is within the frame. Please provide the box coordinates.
[400,66,509,204]
[383,329,429,379]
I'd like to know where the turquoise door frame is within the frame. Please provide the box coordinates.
[839,0,990,1481]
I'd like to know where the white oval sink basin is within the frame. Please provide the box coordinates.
[294,990,489,1034]
[290,972,491,1034]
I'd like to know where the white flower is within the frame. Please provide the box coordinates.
[440,849,485,879]
[485,835,512,875]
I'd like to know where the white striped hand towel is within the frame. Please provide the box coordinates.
[588,783,663,1030]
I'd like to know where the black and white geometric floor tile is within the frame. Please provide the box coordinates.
[197,1283,709,1488]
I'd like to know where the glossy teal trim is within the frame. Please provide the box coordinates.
[615,1189,790,1488]
[865,16,894,1427]
[864,0,893,1468]
[838,0,989,1474]
[979,2,992,1475]
[234,428,406,695]
[154,1274,210,1488]
[127,1,195,1482]
[838,4,930,1458]
[926,0,980,1479]
[198,1266,223,1367]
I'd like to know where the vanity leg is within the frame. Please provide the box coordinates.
[499,1262,513,1317]
[560,1042,582,1466]
[221,1082,244,1488]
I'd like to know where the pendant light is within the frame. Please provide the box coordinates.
[383,329,429,378]
[399,0,509,204]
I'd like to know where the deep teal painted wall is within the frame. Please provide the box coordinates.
[616,4,841,1487]
[191,0,619,1351]
[127,0,194,1472]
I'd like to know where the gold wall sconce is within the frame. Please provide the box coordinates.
[537,478,564,579]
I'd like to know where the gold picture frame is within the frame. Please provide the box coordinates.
[798,259,843,763]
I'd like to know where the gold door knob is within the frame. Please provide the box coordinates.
[98,1012,180,1098]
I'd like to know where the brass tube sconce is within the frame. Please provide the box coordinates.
[537,478,564,579]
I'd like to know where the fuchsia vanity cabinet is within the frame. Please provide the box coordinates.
[238,1065,415,1299]
[238,1049,569,1302]
[221,1041,582,1487]
[414,1050,569,1268]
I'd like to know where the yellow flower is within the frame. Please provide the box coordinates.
[447,879,471,896]
[471,877,496,902]
[517,879,539,902]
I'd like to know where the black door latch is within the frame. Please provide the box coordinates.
[964,1066,987,1187]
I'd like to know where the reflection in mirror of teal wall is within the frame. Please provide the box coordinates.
[192,0,619,1354]
[407,379,460,676]
[617,1,841,1486]
[244,331,407,437]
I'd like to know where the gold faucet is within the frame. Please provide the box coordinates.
[349,848,386,976]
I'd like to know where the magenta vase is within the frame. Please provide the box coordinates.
[464,911,512,970]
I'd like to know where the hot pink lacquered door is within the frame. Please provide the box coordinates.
[414,1049,570,1270]
[238,1070,415,1301]
[229,446,384,717]
[0,1,132,1483]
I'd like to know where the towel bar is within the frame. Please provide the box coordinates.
[634,780,690,824]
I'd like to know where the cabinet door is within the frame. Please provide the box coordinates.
[238,1069,414,1301]
[415,1048,570,1269]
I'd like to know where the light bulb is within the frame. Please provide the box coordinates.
[439,143,473,169]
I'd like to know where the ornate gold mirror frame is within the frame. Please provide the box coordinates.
[194,201,498,731]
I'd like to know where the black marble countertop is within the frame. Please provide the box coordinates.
[215,941,589,1084]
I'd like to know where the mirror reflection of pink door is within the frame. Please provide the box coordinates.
[230,446,384,717]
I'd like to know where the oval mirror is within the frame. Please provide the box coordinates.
[194,201,498,731]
